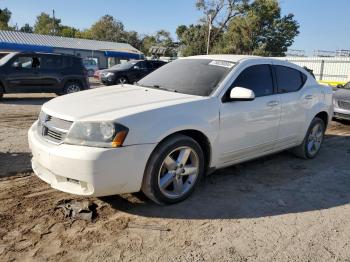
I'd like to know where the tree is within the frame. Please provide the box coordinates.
[60,26,78,38]
[0,8,12,30]
[140,35,157,56]
[123,30,142,50]
[196,0,248,49]
[20,23,33,33]
[88,15,125,42]
[176,24,208,56]
[216,0,299,56]
[34,12,61,35]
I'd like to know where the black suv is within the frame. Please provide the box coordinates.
[0,52,89,99]
[100,60,166,85]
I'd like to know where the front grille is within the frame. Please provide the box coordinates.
[338,100,350,110]
[38,112,72,143]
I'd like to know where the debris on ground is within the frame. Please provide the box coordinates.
[56,199,97,222]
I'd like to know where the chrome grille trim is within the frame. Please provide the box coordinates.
[338,100,350,110]
[37,112,73,144]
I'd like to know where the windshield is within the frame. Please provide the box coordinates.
[137,59,235,96]
[110,61,138,70]
[0,53,16,66]
[343,82,350,89]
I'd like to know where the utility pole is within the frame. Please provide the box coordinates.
[52,9,56,35]
[206,14,212,55]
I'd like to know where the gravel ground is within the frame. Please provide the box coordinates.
[0,92,350,262]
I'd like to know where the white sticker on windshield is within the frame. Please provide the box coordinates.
[209,60,235,68]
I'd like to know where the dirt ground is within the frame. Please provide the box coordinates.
[0,92,350,262]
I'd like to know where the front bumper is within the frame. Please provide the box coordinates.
[100,75,115,85]
[334,107,350,120]
[28,122,155,197]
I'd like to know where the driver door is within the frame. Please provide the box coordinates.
[6,55,42,93]
[218,63,281,166]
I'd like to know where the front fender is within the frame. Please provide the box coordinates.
[119,98,220,147]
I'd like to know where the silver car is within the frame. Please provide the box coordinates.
[333,82,350,120]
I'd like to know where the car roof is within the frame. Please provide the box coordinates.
[184,54,262,63]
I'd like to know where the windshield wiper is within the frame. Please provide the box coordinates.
[135,82,177,92]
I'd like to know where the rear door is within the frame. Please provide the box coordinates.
[218,63,281,165]
[272,62,309,148]
[39,55,63,92]
[5,54,42,93]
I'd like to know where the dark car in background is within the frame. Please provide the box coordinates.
[100,60,167,85]
[333,81,350,121]
[0,52,89,99]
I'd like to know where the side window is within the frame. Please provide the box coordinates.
[137,61,147,69]
[11,56,41,69]
[42,56,63,69]
[275,65,306,93]
[232,64,274,97]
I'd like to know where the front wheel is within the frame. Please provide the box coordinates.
[115,76,128,85]
[292,117,326,159]
[142,134,204,205]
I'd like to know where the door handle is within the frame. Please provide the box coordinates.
[267,101,279,107]
[304,95,313,100]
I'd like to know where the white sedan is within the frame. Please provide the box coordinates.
[28,55,333,204]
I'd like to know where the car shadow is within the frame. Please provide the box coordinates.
[0,152,33,177]
[1,95,55,105]
[101,133,350,219]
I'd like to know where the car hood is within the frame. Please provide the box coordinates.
[42,85,204,121]
[334,88,350,101]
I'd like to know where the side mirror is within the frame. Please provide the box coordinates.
[229,87,255,101]
[13,62,22,68]
[133,65,140,70]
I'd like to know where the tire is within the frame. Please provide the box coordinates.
[115,76,128,85]
[64,81,82,94]
[141,134,205,205]
[292,117,326,159]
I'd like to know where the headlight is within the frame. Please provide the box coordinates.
[64,121,129,148]
[104,72,114,78]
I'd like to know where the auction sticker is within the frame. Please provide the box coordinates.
[209,60,235,68]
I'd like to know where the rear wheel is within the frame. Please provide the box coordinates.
[142,134,204,204]
[64,81,82,94]
[292,117,325,159]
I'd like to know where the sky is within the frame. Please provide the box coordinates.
[0,0,349,55]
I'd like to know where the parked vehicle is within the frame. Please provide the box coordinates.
[83,58,99,77]
[0,52,89,99]
[93,69,102,80]
[100,60,166,85]
[333,82,350,120]
[28,55,333,204]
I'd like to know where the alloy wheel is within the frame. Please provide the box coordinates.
[66,83,81,94]
[158,146,200,199]
[307,122,324,156]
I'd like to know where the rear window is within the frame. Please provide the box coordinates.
[275,65,306,93]
[138,59,234,96]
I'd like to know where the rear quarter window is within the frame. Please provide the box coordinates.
[275,65,307,93]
